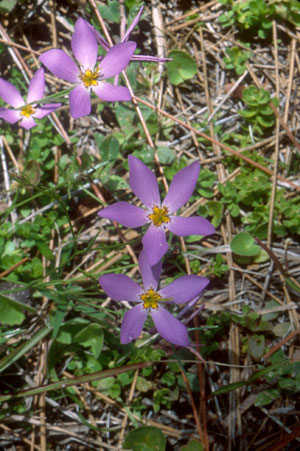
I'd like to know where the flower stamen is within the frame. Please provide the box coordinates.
[140,288,161,309]
[20,104,36,118]
[80,66,100,88]
[148,205,170,227]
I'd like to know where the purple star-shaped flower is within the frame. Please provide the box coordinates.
[99,251,209,346]
[0,68,60,130]
[39,18,136,119]
[98,155,215,266]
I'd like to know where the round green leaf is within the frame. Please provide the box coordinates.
[167,50,197,85]
[123,426,166,451]
[230,232,261,256]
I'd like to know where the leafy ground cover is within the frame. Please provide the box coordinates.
[0,0,300,449]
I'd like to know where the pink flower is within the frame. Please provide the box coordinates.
[0,68,60,130]
[99,251,210,346]
[98,155,215,266]
[39,18,136,118]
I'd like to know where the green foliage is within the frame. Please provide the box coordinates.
[230,231,261,256]
[239,86,276,136]
[223,45,251,75]
[123,426,166,451]
[167,50,198,85]
[181,440,204,451]
[218,0,275,38]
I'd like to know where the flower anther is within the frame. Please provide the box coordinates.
[140,287,161,309]
[20,104,36,118]
[80,66,100,88]
[148,205,171,227]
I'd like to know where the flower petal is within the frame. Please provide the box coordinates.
[98,201,148,228]
[27,68,44,103]
[92,82,131,101]
[19,116,36,130]
[40,49,79,82]
[100,41,136,79]
[34,103,61,119]
[0,108,20,123]
[159,275,210,303]
[69,85,91,118]
[128,155,160,209]
[72,18,98,69]
[142,224,168,266]
[163,161,200,213]
[139,250,161,291]
[99,274,142,301]
[166,216,215,236]
[151,305,189,346]
[0,78,24,108]
[122,6,144,41]
[120,304,148,344]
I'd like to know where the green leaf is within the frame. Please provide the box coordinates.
[75,324,104,359]
[0,294,25,325]
[247,334,265,361]
[230,232,261,256]
[157,146,176,164]
[167,50,197,86]
[255,388,280,407]
[0,0,17,12]
[206,201,223,228]
[123,426,166,451]
[98,0,120,23]
[181,439,204,451]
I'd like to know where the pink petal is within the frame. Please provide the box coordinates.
[100,41,136,79]
[69,85,91,118]
[122,6,144,41]
[40,49,79,82]
[151,305,190,346]
[98,201,148,228]
[0,108,20,123]
[0,78,24,108]
[159,275,210,303]
[142,224,168,266]
[99,274,142,302]
[129,155,160,209]
[139,250,161,291]
[92,82,131,101]
[34,103,61,119]
[120,304,148,344]
[19,116,36,130]
[27,68,44,103]
[72,18,98,69]
[166,216,215,236]
[163,161,200,213]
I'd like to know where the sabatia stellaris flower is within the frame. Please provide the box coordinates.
[99,251,210,346]
[98,155,215,266]
[39,18,136,119]
[0,68,60,130]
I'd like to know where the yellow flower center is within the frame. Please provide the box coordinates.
[80,67,100,88]
[20,104,36,118]
[140,288,161,309]
[148,205,171,227]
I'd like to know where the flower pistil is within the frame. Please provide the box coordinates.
[80,66,100,88]
[20,104,36,118]
[140,288,161,309]
[148,205,170,227]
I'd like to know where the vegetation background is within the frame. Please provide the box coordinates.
[0,0,300,449]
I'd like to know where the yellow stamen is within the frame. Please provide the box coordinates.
[140,288,161,309]
[80,67,100,88]
[20,104,36,118]
[148,205,171,227]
